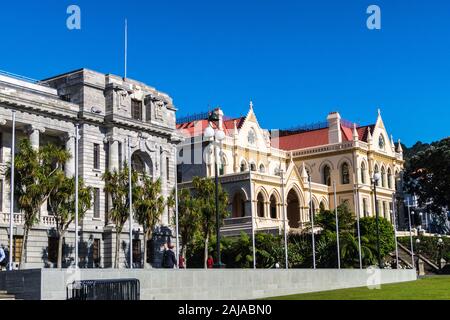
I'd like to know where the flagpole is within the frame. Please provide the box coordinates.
[354,187,363,269]
[74,124,79,268]
[249,169,256,269]
[128,137,133,269]
[280,170,288,269]
[8,110,16,271]
[391,193,399,268]
[124,19,128,79]
[333,181,341,269]
[309,176,316,269]
[174,147,180,268]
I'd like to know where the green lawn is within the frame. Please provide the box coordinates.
[267,276,450,300]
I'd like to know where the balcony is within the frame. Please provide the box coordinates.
[0,212,56,227]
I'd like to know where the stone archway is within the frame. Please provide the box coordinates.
[132,151,153,176]
[287,189,300,228]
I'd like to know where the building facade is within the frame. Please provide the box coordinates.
[177,103,405,236]
[0,69,180,268]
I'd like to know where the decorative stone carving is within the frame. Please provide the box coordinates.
[155,100,164,120]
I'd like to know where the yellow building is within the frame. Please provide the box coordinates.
[176,103,404,236]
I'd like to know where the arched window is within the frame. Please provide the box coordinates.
[319,201,326,213]
[381,167,386,188]
[322,165,331,186]
[361,162,367,184]
[379,134,386,150]
[131,153,145,174]
[270,195,277,219]
[232,193,246,218]
[259,164,265,173]
[248,128,256,145]
[387,168,392,189]
[250,162,257,172]
[240,160,247,172]
[257,193,265,218]
[374,165,380,186]
[341,163,350,185]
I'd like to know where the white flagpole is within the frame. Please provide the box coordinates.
[174,147,180,268]
[8,110,16,271]
[309,176,316,269]
[249,169,256,269]
[391,193,399,268]
[128,137,133,269]
[281,170,288,269]
[333,181,341,269]
[124,19,128,79]
[354,188,363,269]
[74,124,79,268]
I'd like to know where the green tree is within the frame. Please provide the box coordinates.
[359,216,395,259]
[191,177,229,268]
[405,138,450,225]
[6,139,70,268]
[176,188,200,268]
[47,176,92,269]
[134,177,165,269]
[103,162,138,268]
[315,203,355,233]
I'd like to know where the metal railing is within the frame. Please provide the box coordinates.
[67,279,140,300]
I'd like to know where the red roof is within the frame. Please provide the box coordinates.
[276,124,375,151]
[176,117,246,138]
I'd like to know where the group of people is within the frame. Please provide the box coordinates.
[161,243,216,269]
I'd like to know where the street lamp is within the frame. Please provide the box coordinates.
[204,112,226,268]
[415,238,421,270]
[372,172,383,269]
[437,236,444,271]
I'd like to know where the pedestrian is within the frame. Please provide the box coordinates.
[0,244,7,271]
[207,255,214,269]
[179,255,185,269]
[162,243,177,269]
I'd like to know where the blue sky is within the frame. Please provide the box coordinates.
[0,0,449,146]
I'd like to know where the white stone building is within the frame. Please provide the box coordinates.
[0,69,180,269]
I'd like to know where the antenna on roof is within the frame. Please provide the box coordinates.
[124,19,128,79]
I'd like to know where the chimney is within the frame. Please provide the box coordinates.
[327,112,342,144]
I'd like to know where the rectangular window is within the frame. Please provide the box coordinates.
[93,188,100,219]
[177,165,182,183]
[93,143,100,170]
[133,239,141,265]
[104,142,110,171]
[145,102,152,122]
[166,157,170,181]
[0,180,3,212]
[93,239,101,267]
[13,236,23,263]
[118,142,123,171]
[0,132,3,163]
[131,99,142,121]
[48,237,59,264]
[104,190,109,224]
[363,198,368,217]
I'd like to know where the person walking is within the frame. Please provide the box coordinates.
[207,255,214,269]
[162,243,177,269]
[0,244,7,271]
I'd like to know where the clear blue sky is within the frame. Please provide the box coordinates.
[0,0,448,146]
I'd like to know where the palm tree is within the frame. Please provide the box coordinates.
[47,175,92,269]
[6,139,70,268]
[191,177,229,268]
[340,232,375,267]
[134,177,165,269]
[176,188,200,268]
[103,162,137,268]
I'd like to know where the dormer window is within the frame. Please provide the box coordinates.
[248,128,256,145]
[378,134,385,150]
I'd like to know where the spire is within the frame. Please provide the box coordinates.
[367,127,373,142]
[378,108,381,117]
[233,119,238,137]
[390,135,395,151]
[397,139,403,153]
[249,100,254,110]
[301,162,308,181]
[353,123,359,141]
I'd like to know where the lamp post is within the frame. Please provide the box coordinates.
[390,209,399,269]
[204,112,226,268]
[437,236,444,271]
[308,176,316,270]
[372,172,383,268]
[405,199,415,269]
[415,238,421,271]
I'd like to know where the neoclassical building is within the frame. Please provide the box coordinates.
[177,103,405,236]
[0,69,180,268]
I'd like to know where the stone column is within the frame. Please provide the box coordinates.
[65,133,76,177]
[108,138,120,172]
[28,125,45,150]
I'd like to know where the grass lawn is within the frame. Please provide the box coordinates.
[267,276,450,300]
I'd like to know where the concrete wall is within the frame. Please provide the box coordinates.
[0,269,417,300]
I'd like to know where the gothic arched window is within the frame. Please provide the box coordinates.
[248,128,256,145]
[361,162,367,184]
[323,165,331,186]
[341,163,350,185]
